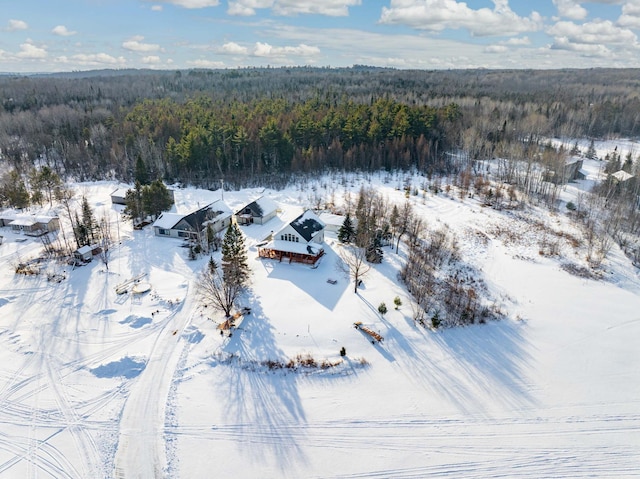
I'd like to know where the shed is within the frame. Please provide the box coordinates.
[110,188,129,205]
[74,245,93,262]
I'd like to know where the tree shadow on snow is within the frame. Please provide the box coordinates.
[259,245,347,312]
[215,293,308,471]
[392,319,536,414]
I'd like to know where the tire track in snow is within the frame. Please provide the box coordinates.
[113,285,195,478]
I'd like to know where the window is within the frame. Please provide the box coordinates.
[158,228,169,236]
[280,233,299,242]
[178,231,189,238]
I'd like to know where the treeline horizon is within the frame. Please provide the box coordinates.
[1,66,639,188]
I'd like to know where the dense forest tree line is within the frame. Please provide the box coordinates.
[2,67,640,188]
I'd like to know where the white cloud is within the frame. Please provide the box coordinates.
[7,19,28,31]
[379,0,542,37]
[253,42,320,57]
[619,0,640,28]
[227,0,359,16]
[485,45,508,53]
[151,5,164,11]
[153,0,219,8]
[122,36,161,52]
[548,19,637,46]
[550,37,611,56]
[142,55,162,64]
[552,0,588,20]
[220,42,249,55]
[228,0,273,16]
[505,36,531,45]
[52,25,77,36]
[56,53,127,66]
[273,0,360,16]
[188,59,226,68]
[16,40,47,59]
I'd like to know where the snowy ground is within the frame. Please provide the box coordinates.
[0,173,639,478]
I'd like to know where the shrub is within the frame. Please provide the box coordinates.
[393,296,402,309]
[431,311,441,329]
[566,201,576,211]
[378,302,388,316]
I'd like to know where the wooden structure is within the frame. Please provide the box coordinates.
[354,322,384,343]
[258,210,326,265]
[258,241,325,265]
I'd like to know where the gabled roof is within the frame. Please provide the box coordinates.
[236,196,278,217]
[153,212,183,229]
[9,214,58,227]
[289,210,325,242]
[611,170,634,182]
[154,200,232,231]
[110,187,129,198]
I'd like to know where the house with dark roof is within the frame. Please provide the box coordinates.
[235,196,278,225]
[152,200,232,240]
[258,210,325,265]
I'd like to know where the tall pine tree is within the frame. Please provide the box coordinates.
[338,212,356,243]
[221,222,249,286]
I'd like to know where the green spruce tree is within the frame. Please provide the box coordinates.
[221,222,249,286]
[338,212,356,243]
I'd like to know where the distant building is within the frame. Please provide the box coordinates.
[258,210,325,265]
[9,215,60,236]
[546,157,587,184]
[111,186,175,206]
[318,212,350,234]
[235,196,279,225]
[610,170,634,184]
[153,200,232,240]
[110,188,129,205]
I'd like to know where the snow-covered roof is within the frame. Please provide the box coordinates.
[153,200,232,231]
[111,187,129,198]
[76,245,92,255]
[236,195,278,217]
[9,215,58,227]
[318,212,345,227]
[261,239,324,256]
[611,170,634,182]
[153,212,184,229]
[289,210,325,242]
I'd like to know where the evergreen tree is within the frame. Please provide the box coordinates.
[365,230,384,263]
[33,166,61,205]
[124,181,144,224]
[134,155,149,185]
[586,139,597,160]
[142,179,173,219]
[221,222,249,286]
[337,212,356,243]
[81,196,97,243]
[74,212,89,247]
[1,170,30,209]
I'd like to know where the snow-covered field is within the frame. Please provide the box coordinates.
[0,172,639,478]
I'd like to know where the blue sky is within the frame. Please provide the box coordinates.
[1,1,639,72]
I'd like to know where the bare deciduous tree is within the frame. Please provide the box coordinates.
[197,258,242,317]
[337,243,371,294]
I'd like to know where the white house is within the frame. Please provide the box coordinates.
[258,210,325,264]
[153,200,232,240]
[9,215,60,236]
[235,196,278,225]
